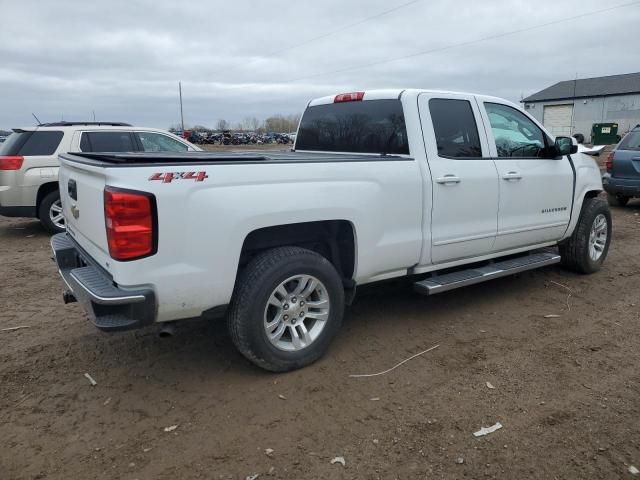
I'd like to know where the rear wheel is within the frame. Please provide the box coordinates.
[38,190,65,234]
[607,193,630,207]
[228,246,344,372]
[560,197,611,274]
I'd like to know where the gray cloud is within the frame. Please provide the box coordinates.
[1,0,639,129]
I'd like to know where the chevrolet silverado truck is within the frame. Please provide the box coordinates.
[51,89,611,371]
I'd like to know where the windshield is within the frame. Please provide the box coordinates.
[295,99,409,155]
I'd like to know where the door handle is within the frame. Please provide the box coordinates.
[436,175,461,185]
[502,171,522,181]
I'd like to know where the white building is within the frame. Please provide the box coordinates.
[521,72,640,142]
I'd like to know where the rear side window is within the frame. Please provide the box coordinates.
[618,130,640,150]
[80,132,137,152]
[429,99,482,158]
[137,132,188,152]
[295,99,409,154]
[0,131,63,156]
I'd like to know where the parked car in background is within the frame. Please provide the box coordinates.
[0,122,200,233]
[0,136,7,143]
[602,125,640,206]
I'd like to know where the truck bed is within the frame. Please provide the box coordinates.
[60,151,411,167]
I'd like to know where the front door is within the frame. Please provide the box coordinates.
[477,100,574,251]
[418,93,499,264]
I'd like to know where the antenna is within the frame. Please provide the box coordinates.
[92,110,96,122]
[179,81,185,132]
[32,112,42,124]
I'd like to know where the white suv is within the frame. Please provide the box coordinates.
[0,122,200,233]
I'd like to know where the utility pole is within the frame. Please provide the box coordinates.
[570,72,578,136]
[179,82,185,132]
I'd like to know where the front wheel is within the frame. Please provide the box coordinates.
[228,246,345,372]
[559,197,611,274]
[38,190,65,234]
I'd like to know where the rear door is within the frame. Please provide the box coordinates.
[418,93,498,264]
[478,99,574,251]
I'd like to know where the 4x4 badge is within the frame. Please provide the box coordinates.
[149,172,208,183]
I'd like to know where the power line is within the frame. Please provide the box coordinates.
[273,0,423,55]
[216,0,422,78]
[283,0,640,84]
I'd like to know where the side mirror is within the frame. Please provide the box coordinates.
[554,136,578,156]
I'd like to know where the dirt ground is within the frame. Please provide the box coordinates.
[1,189,639,479]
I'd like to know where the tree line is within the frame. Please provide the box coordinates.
[170,113,302,133]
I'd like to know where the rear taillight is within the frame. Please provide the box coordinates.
[104,187,157,261]
[334,91,365,103]
[606,152,614,172]
[0,155,24,170]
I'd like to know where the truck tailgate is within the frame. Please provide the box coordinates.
[58,157,110,262]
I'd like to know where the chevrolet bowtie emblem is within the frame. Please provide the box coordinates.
[70,204,80,219]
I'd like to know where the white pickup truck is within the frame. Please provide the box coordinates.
[51,89,611,371]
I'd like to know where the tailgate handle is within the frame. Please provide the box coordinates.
[68,179,77,200]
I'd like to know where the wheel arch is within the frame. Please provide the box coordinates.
[238,220,357,282]
[36,182,59,210]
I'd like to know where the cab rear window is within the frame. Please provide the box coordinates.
[0,131,63,156]
[295,99,409,155]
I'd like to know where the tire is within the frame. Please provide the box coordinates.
[607,193,630,207]
[559,197,611,274]
[38,190,65,234]
[228,246,345,372]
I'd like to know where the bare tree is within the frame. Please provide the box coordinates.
[216,119,229,131]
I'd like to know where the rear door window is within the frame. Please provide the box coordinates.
[295,99,409,154]
[137,132,189,152]
[618,130,640,150]
[80,132,137,152]
[428,99,482,158]
[0,131,63,156]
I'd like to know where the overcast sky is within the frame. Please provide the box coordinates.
[1,0,639,130]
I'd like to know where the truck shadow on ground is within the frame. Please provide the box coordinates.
[67,266,565,384]
[0,218,48,239]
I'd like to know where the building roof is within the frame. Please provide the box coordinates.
[522,72,640,103]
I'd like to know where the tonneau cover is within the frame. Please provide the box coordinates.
[60,151,407,166]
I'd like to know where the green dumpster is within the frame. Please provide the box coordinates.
[591,123,619,145]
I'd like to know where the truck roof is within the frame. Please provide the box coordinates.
[308,88,486,106]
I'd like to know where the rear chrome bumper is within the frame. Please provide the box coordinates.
[50,233,156,332]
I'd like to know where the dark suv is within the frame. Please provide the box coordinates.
[602,126,640,206]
